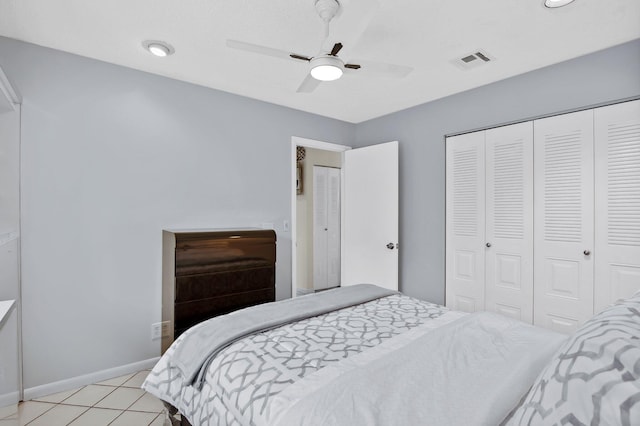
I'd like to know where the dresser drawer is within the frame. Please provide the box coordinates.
[174,288,275,336]
[174,267,274,303]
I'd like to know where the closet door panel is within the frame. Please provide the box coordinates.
[313,166,329,290]
[485,122,534,323]
[327,167,341,288]
[534,110,594,334]
[446,131,485,313]
[594,100,640,312]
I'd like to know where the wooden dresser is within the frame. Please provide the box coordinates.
[161,229,276,353]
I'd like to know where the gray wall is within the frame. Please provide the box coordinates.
[355,38,640,304]
[0,36,354,389]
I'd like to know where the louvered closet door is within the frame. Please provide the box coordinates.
[534,110,594,334]
[594,100,640,312]
[446,131,485,312]
[485,122,534,323]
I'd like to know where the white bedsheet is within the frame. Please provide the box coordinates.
[263,312,566,426]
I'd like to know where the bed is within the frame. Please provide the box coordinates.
[142,284,640,426]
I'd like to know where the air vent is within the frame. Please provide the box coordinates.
[452,50,495,70]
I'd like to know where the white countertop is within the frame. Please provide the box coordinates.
[0,300,16,329]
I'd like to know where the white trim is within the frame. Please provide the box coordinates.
[291,136,351,152]
[17,104,24,401]
[23,357,160,401]
[291,137,351,300]
[0,391,19,408]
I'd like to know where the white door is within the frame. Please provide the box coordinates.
[594,99,640,312]
[534,109,594,334]
[313,166,341,290]
[313,166,329,289]
[342,141,399,290]
[485,122,534,323]
[326,167,341,288]
[445,132,486,312]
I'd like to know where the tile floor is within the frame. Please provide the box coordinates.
[0,370,168,426]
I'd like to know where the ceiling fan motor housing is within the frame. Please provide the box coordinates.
[315,0,340,22]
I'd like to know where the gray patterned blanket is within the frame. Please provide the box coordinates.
[171,284,396,389]
[143,289,452,425]
[265,312,566,426]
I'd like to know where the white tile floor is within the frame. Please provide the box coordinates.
[0,370,168,426]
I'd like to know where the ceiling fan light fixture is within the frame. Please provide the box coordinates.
[143,40,175,57]
[544,0,576,8]
[310,56,344,81]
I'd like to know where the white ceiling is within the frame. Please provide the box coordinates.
[0,0,638,123]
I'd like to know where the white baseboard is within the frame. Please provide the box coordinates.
[0,391,19,408]
[23,357,160,401]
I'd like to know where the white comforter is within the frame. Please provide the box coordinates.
[263,312,566,426]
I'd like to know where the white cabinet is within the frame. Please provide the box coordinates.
[446,122,533,322]
[533,110,595,333]
[313,166,341,290]
[446,99,640,333]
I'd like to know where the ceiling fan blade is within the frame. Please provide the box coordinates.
[330,43,343,56]
[290,54,312,62]
[296,74,321,93]
[226,39,299,61]
[344,63,361,70]
[347,59,413,78]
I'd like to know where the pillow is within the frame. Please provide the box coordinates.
[504,292,640,425]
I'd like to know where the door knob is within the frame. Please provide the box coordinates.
[583,250,591,256]
[386,243,395,250]
[486,242,492,248]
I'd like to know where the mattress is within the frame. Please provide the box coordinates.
[143,291,452,425]
[143,287,565,426]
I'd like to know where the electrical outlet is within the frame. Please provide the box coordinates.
[151,323,161,340]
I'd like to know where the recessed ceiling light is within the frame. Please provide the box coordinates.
[310,56,344,81]
[142,40,174,57]
[544,0,576,8]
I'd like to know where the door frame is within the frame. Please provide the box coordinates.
[291,136,351,299]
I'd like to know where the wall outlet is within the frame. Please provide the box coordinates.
[151,321,171,340]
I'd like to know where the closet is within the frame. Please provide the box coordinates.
[446,99,640,333]
[313,166,341,290]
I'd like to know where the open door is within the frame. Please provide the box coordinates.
[342,141,399,290]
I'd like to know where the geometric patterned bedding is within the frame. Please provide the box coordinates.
[504,292,640,425]
[143,293,449,426]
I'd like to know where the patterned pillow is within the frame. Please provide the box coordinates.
[504,293,640,425]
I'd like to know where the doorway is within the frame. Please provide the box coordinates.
[291,137,350,298]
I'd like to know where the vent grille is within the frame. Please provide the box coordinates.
[453,50,494,70]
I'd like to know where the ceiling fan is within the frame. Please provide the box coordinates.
[226,0,413,93]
